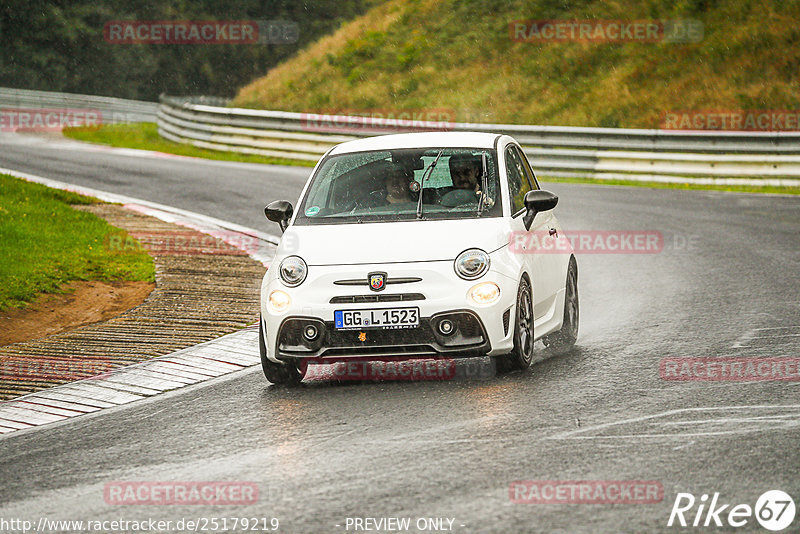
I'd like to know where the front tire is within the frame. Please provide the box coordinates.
[496,276,535,372]
[259,317,306,385]
[541,257,579,354]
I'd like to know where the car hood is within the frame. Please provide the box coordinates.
[279,218,509,265]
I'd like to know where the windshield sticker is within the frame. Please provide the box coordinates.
[305,206,321,216]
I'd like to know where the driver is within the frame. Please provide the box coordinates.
[449,153,482,192]
[448,153,494,207]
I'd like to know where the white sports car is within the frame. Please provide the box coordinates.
[260,132,578,384]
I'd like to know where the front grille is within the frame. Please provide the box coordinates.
[333,277,422,286]
[329,293,426,304]
[502,309,511,335]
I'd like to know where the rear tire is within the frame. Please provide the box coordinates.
[259,317,306,385]
[496,276,535,372]
[541,258,579,354]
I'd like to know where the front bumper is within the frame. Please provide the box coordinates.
[271,309,490,360]
[261,262,518,362]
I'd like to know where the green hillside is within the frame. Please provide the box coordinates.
[232,0,800,128]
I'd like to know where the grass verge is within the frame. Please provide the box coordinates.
[0,174,155,311]
[62,123,315,167]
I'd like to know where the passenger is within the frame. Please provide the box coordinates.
[384,166,414,204]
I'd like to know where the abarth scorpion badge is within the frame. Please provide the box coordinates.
[369,272,387,292]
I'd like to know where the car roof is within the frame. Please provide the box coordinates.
[328,132,504,155]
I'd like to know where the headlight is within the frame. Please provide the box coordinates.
[468,282,500,306]
[279,256,307,287]
[454,248,490,280]
[268,290,291,313]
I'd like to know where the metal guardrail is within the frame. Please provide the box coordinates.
[0,87,157,124]
[157,95,800,185]
[5,88,795,185]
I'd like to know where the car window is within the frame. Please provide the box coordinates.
[305,151,391,211]
[513,145,539,190]
[295,148,502,225]
[506,145,535,214]
[505,147,526,214]
[413,155,451,188]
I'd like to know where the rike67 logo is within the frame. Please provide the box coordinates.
[668,490,796,531]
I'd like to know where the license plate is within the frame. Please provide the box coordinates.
[334,307,420,330]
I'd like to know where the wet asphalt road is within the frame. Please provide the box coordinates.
[1,133,799,533]
[0,133,311,236]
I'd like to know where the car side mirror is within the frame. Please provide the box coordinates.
[264,200,293,233]
[522,190,558,230]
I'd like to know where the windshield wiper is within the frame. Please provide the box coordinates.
[416,150,444,219]
[477,152,488,215]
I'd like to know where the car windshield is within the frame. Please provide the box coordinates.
[295,148,502,225]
